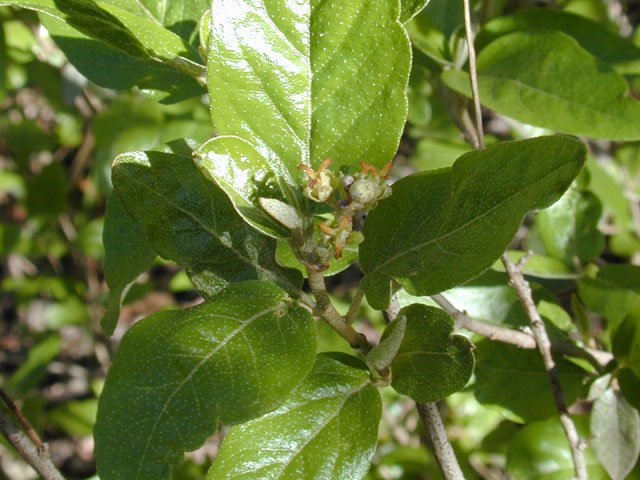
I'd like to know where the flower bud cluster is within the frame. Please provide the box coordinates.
[298,159,392,260]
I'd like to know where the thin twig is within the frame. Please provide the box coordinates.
[416,403,466,480]
[502,254,588,480]
[306,268,372,354]
[0,388,42,449]
[0,406,65,480]
[346,288,365,325]
[462,0,484,149]
[430,294,612,369]
[386,295,466,480]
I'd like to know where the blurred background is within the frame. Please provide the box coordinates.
[1,1,640,479]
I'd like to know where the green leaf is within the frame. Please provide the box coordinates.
[111,150,303,299]
[99,0,209,45]
[476,8,640,76]
[591,388,640,480]
[390,304,474,402]
[101,194,156,335]
[206,353,381,480]
[578,264,640,333]
[536,186,604,265]
[400,0,431,23]
[40,14,204,103]
[206,0,410,181]
[618,368,640,411]
[360,136,586,309]
[194,136,297,238]
[491,250,575,279]
[365,314,407,372]
[474,340,587,423]
[4,0,207,103]
[506,416,608,479]
[613,311,640,377]
[25,161,68,216]
[442,31,640,140]
[7,335,61,394]
[94,281,317,480]
[48,399,97,436]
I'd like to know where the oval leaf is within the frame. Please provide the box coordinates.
[206,0,410,180]
[94,281,317,480]
[443,31,640,140]
[591,388,640,480]
[206,353,381,480]
[112,150,303,299]
[360,136,586,309]
[390,304,474,402]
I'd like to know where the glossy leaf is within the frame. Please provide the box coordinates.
[390,304,474,402]
[536,186,604,265]
[443,31,640,140]
[477,8,640,75]
[400,0,431,23]
[360,136,586,309]
[474,340,587,423]
[206,0,411,182]
[578,264,640,333]
[507,416,608,479]
[94,281,317,480]
[365,314,406,372]
[111,150,303,299]
[591,388,640,480]
[206,353,381,480]
[101,194,156,335]
[195,136,297,238]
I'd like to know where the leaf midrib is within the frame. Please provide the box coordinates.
[135,301,287,479]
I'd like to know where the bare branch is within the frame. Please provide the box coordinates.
[501,253,588,480]
[0,388,42,449]
[462,0,484,149]
[385,295,466,480]
[416,403,466,480]
[306,268,372,354]
[0,405,65,480]
[346,288,365,325]
[430,294,612,368]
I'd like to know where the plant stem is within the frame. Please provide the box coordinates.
[306,268,373,354]
[346,288,365,325]
[501,254,588,480]
[385,295,466,480]
[0,404,65,480]
[416,403,466,480]
[430,294,612,369]
[462,0,484,149]
[0,388,42,449]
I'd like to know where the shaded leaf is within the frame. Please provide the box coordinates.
[360,136,585,309]
[443,31,640,140]
[206,0,410,182]
[101,194,156,335]
[476,7,640,75]
[591,388,640,480]
[94,281,317,480]
[365,315,407,372]
[474,340,587,422]
[578,264,640,333]
[112,150,303,299]
[206,353,380,480]
[400,0,431,23]
[536,186,604,265]
[390,304,474,402]
[506,416,608,479]
[613,311,640,377]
